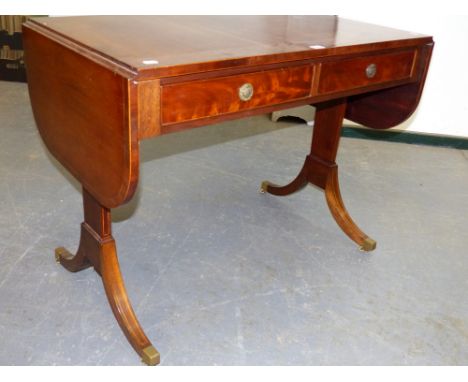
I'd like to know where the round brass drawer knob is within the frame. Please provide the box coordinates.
[366,63,377,79]
[238,83,254,101]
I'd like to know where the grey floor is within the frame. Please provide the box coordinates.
[0,81,467,365]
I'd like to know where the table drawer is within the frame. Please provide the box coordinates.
[161,65,313,125]
[318,50,417,95]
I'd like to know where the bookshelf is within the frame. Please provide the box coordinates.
[0,15,29,82]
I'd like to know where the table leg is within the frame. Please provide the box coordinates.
[261,98,376,251]
[55,188,160,365]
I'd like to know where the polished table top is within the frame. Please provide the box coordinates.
[30,15,432,77]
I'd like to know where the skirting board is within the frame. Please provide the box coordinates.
[271,106,468,150]
[341,126,468,150]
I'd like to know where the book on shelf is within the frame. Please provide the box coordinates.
[0,46,24,61]
[0,15,29,35]
[0,16,29,82]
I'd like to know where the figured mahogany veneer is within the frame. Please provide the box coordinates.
[161,65,314,125]
[22,16,433,365]
[318,49,417,94]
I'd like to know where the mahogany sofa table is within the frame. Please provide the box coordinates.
[23,16,433,365]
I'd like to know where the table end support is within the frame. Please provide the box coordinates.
[55,188,160,365]
[260,99,377,252]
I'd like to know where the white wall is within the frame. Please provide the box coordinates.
[341,15,468,138]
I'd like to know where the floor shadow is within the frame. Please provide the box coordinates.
[139,114,298,163]
[40,114,305,223]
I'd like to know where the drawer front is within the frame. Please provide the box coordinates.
[161,65,313,125]
[318,50,416,95]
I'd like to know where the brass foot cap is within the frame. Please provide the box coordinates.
[141,345,160,366]
[359,237,377,252]
[260,181,270,194]
[54,247,66,263]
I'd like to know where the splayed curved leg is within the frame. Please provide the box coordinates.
[55,220,104,273]
[100,237,160,365]
[55,233,91,273]
[55,188,160,365]
[261,99,376,251]
[260,162,308,196]
[324,166,376,251]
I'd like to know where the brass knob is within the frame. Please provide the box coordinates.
[238,83,254,101]
[366,63,377,79]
